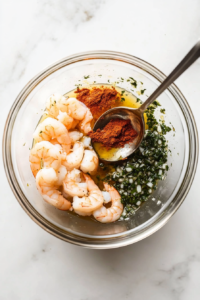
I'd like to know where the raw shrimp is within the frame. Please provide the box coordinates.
[36,168,71,210]
[57,110,74,130]
[73,174,104,216]
[29,141,61,177]
[93,183,123,223]
[80,149,98,175]
[62,141,84,170]
[33,117,71,154]
[46,94,68,118]
[78,108,93,134]
[69,131,83,145]
[63,169,87,197]
[65,98,87,120]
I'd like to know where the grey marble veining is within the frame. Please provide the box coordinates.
[0,0,200,299]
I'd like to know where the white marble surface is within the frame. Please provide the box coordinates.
[1,0,200,299]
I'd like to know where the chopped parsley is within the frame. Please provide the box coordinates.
[160,123,171,134]
[141,89,146,94]
[129,77,137,88]
[160,108,166,114]
[104,99,172,219]
[84,75,90,79]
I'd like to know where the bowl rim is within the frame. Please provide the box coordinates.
[2,50,199,249]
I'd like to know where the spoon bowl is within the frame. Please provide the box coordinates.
[92,106,145,161]
[92,41,200,162]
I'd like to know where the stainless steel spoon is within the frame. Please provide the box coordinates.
[92,41,200,162]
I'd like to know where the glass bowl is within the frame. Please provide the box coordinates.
[3,51,198,249]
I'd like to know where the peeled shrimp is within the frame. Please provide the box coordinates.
[46,94,68,118]
[78,108,93,134]
[36,168,71,210]
[80,149,98,175]
[29,141,61,177]
[62,141,84,170]
[57,110,74,130]
[63,169,87,197]
[57,165,67,186]
[33,117,71,154]
[69,131,83,145]
[73,174,104,216]
[70,119,79,129]
[65,98,87,120]
[93,183,123,223]
[81,136,92,149]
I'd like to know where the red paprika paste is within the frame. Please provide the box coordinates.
[75,86,119,119]
[89,118,138,149]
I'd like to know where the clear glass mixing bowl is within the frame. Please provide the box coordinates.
[3,51,198,249]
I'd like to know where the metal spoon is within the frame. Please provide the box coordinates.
[92,41,200,162]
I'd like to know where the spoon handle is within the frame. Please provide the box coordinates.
[139,41,200,113]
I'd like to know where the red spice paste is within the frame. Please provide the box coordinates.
[75,86,119,119]
[89,118,138,149]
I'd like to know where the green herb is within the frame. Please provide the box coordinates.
[103,99,172,219]
[108,80,110,83]
[84,75,90,79]
[23,143,26,146]
[40,158,44,169]
[136,98,141,103]
[121,77,124,81]
[131,82,137,88]
[140,81,143,85]
[160,108,166,114]
[160,123,171,134]
[129,77,137,88]
[141,89,146,94]
[153,100,161,107]
[98,75,102,77]
[121,97,125,102]
[40,131,43,134]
